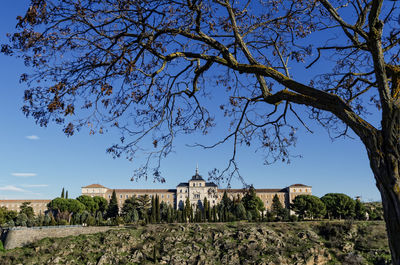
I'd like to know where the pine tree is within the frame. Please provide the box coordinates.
[355,200,367,220]
[61,187,65,198]
[106,190,119,219]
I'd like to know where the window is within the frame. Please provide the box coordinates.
[193,183,196,187]
[108,195,111,199]
[161,195,164,198]
[150,195,152,198]
[199,183,202,187]
[120,195,122,199]
[126,195,129,199]
[180,189,182,193]
[167,195,170,198]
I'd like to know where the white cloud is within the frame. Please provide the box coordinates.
[11,173,37,177]
[21,184,48,188]
[26,135,40,140]
[0,185,26,192]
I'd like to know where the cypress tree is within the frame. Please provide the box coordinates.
[207,201,211,222]
[167,205,172,223]
[203,197,208,222]
[65,190,68,199]
[61,187,65,198]
[212,206,217,222]
[151,195,156,223]
[189,206,194,223]
[194,209,202,222]
[271,194,283,220]
[178,209,183,223]
[155,195,161,223]
[106,190,119,219]
[184,197,191,223]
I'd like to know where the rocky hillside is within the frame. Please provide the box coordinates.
[0,221,390,265]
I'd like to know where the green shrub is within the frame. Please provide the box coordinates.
[0,240,5,252]
[58,219,69,225]
[86,215,96,226]
[289,215,298,222]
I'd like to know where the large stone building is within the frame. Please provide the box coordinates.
[82,168,312,211]
[0,200,51,215]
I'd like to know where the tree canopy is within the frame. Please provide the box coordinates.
[291,194,326,220]
[3,0,400,262]
[47,197,85,214]
[76,195,100,214]
[19,202,35,219]
[321,193,356,220]
[242,187,264,220]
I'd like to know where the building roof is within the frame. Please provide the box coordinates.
[205,182,218,187]
[82,184,108,188]
[111,189,176,193]
[219,188,285,193]
[0,200,51,203]
[190,165,205,181]
[191,173,205,181]
[290,184,311,187]
[177,183,189,187]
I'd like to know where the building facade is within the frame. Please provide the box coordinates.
[82,169,312,211]
[0,200,51,215]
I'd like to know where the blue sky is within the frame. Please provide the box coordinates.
[0,1,381,201]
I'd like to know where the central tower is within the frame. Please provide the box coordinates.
[188,165,207,208]
[176,166,219,209]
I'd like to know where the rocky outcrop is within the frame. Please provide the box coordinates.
[0,221,391,264]
[3,226,114,249]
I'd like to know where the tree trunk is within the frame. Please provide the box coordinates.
[367,141,400,264]
[378,182,400,265]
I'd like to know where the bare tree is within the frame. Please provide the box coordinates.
[2,0,400,262]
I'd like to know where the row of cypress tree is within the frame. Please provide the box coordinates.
[110,187,290,223]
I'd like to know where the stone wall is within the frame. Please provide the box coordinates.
[3,226,114,249]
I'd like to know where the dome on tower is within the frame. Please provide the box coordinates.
[191,164,204,180]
